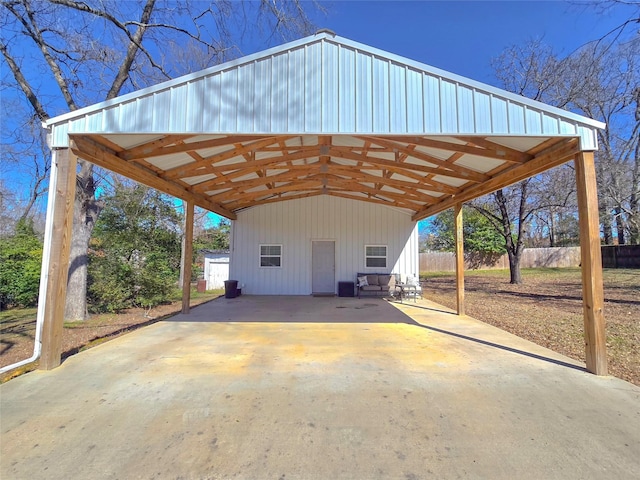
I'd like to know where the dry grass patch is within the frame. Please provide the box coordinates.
[1,290,222,382]
[421,268,640,386]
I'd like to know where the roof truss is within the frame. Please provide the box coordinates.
[69,133,582,220]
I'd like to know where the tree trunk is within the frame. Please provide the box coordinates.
[64,160,102,321]
[507,250,522,284]
[614,206,626,245]
[601,209,613,245]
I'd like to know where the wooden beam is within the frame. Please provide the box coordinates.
[121,135,266,161]
[181,202,194,314]
[70,135,237,220]
[357,135,493,180]
[40,148,78,370]
[454,203,465,316]
[453,136,533,163]
[163,137,284,180]
[326,190,412,210]
[575,151,607,375]
[412,138,581,221]
[189,148,322,192]
[119,134,193,160]
[375,135,531,163]
[329,147,481,183]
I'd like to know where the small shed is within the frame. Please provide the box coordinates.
[35,31,608,375]
[202,250,230,290]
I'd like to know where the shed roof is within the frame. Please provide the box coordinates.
[44,32,604,221]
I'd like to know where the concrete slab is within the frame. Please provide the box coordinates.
[1,296,639,480]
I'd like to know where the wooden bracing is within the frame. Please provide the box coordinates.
[69,133,580,219]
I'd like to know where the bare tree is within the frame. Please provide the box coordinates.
[491,34,639,248]
[1,0,319,320]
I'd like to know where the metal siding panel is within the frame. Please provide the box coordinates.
[187,80,205,132]
[338,46,356,132]
[271,53,288,132]
[457,85,475,133]
[440,79,458,132]
[86,111,103,131]
[542,113,559,135]
[508,102,526,134]
[169,84,188,131]
[491,96,508,133]
[118,101,137,132]
[103,105,120,131]
[152,90,170,131]
[202,75,221,132]
[135,97,154,132]
[355,51,373,133]
[560,120,576,135]
[322,42,339,132]
[220,69,238,132]
[372,57,390,132]
[69,117,85,134]
[525,107,542,135]
[474,91,491,133]
[389,63,407,132]
[51,124,69,147]
[423,74,441,133]
[578,126,597,150]
[406,68,423,132]
[305,43,322,132]
[288,48,305,132]
[237,63,255,132]
[254,58,272,132]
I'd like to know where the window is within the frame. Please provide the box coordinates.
[260,244,282,267]
[365,245,387,268]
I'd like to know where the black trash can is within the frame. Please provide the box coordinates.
[224,280,239,299]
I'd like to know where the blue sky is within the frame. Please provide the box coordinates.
[305,0,633,86]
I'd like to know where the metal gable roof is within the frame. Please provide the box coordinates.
[44,32,605,221]
[45,31,604,149]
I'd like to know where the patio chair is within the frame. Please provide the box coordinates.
[399,274,422,301]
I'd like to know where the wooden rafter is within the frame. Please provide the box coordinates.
[375,135,531,163]
[163,137,285,180]
[328,146,485,183]
[70,135,237,219]
[412,137,581,220]
[357,135,494,180]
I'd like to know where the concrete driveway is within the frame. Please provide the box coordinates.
[1,296,639,480]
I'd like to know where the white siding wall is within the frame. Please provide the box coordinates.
[230,196,419,295]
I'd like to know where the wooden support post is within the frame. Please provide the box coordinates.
[454,203,465,316]
[575,152,607,375]
[181,201,194,314]
[40,149,77,370]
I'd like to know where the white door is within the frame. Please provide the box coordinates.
[312,241,335,295]
[207,262,229,289]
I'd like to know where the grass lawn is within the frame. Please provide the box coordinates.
[421,268,640,386]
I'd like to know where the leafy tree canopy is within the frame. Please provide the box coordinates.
[426,207,506,255]
[88,183,182,312]
[0,218,43,308]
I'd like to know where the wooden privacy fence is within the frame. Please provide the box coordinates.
[601,245,640,268]
[420,247,582,272]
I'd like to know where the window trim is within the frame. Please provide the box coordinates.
[259,244,283,268]
[364,244,387,269]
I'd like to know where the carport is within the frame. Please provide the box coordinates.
[35,31,606,374]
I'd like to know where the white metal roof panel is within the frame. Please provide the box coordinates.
[45,32,604,149]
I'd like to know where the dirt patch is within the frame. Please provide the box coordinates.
[422,268,640,386]
[1,293,220,381]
